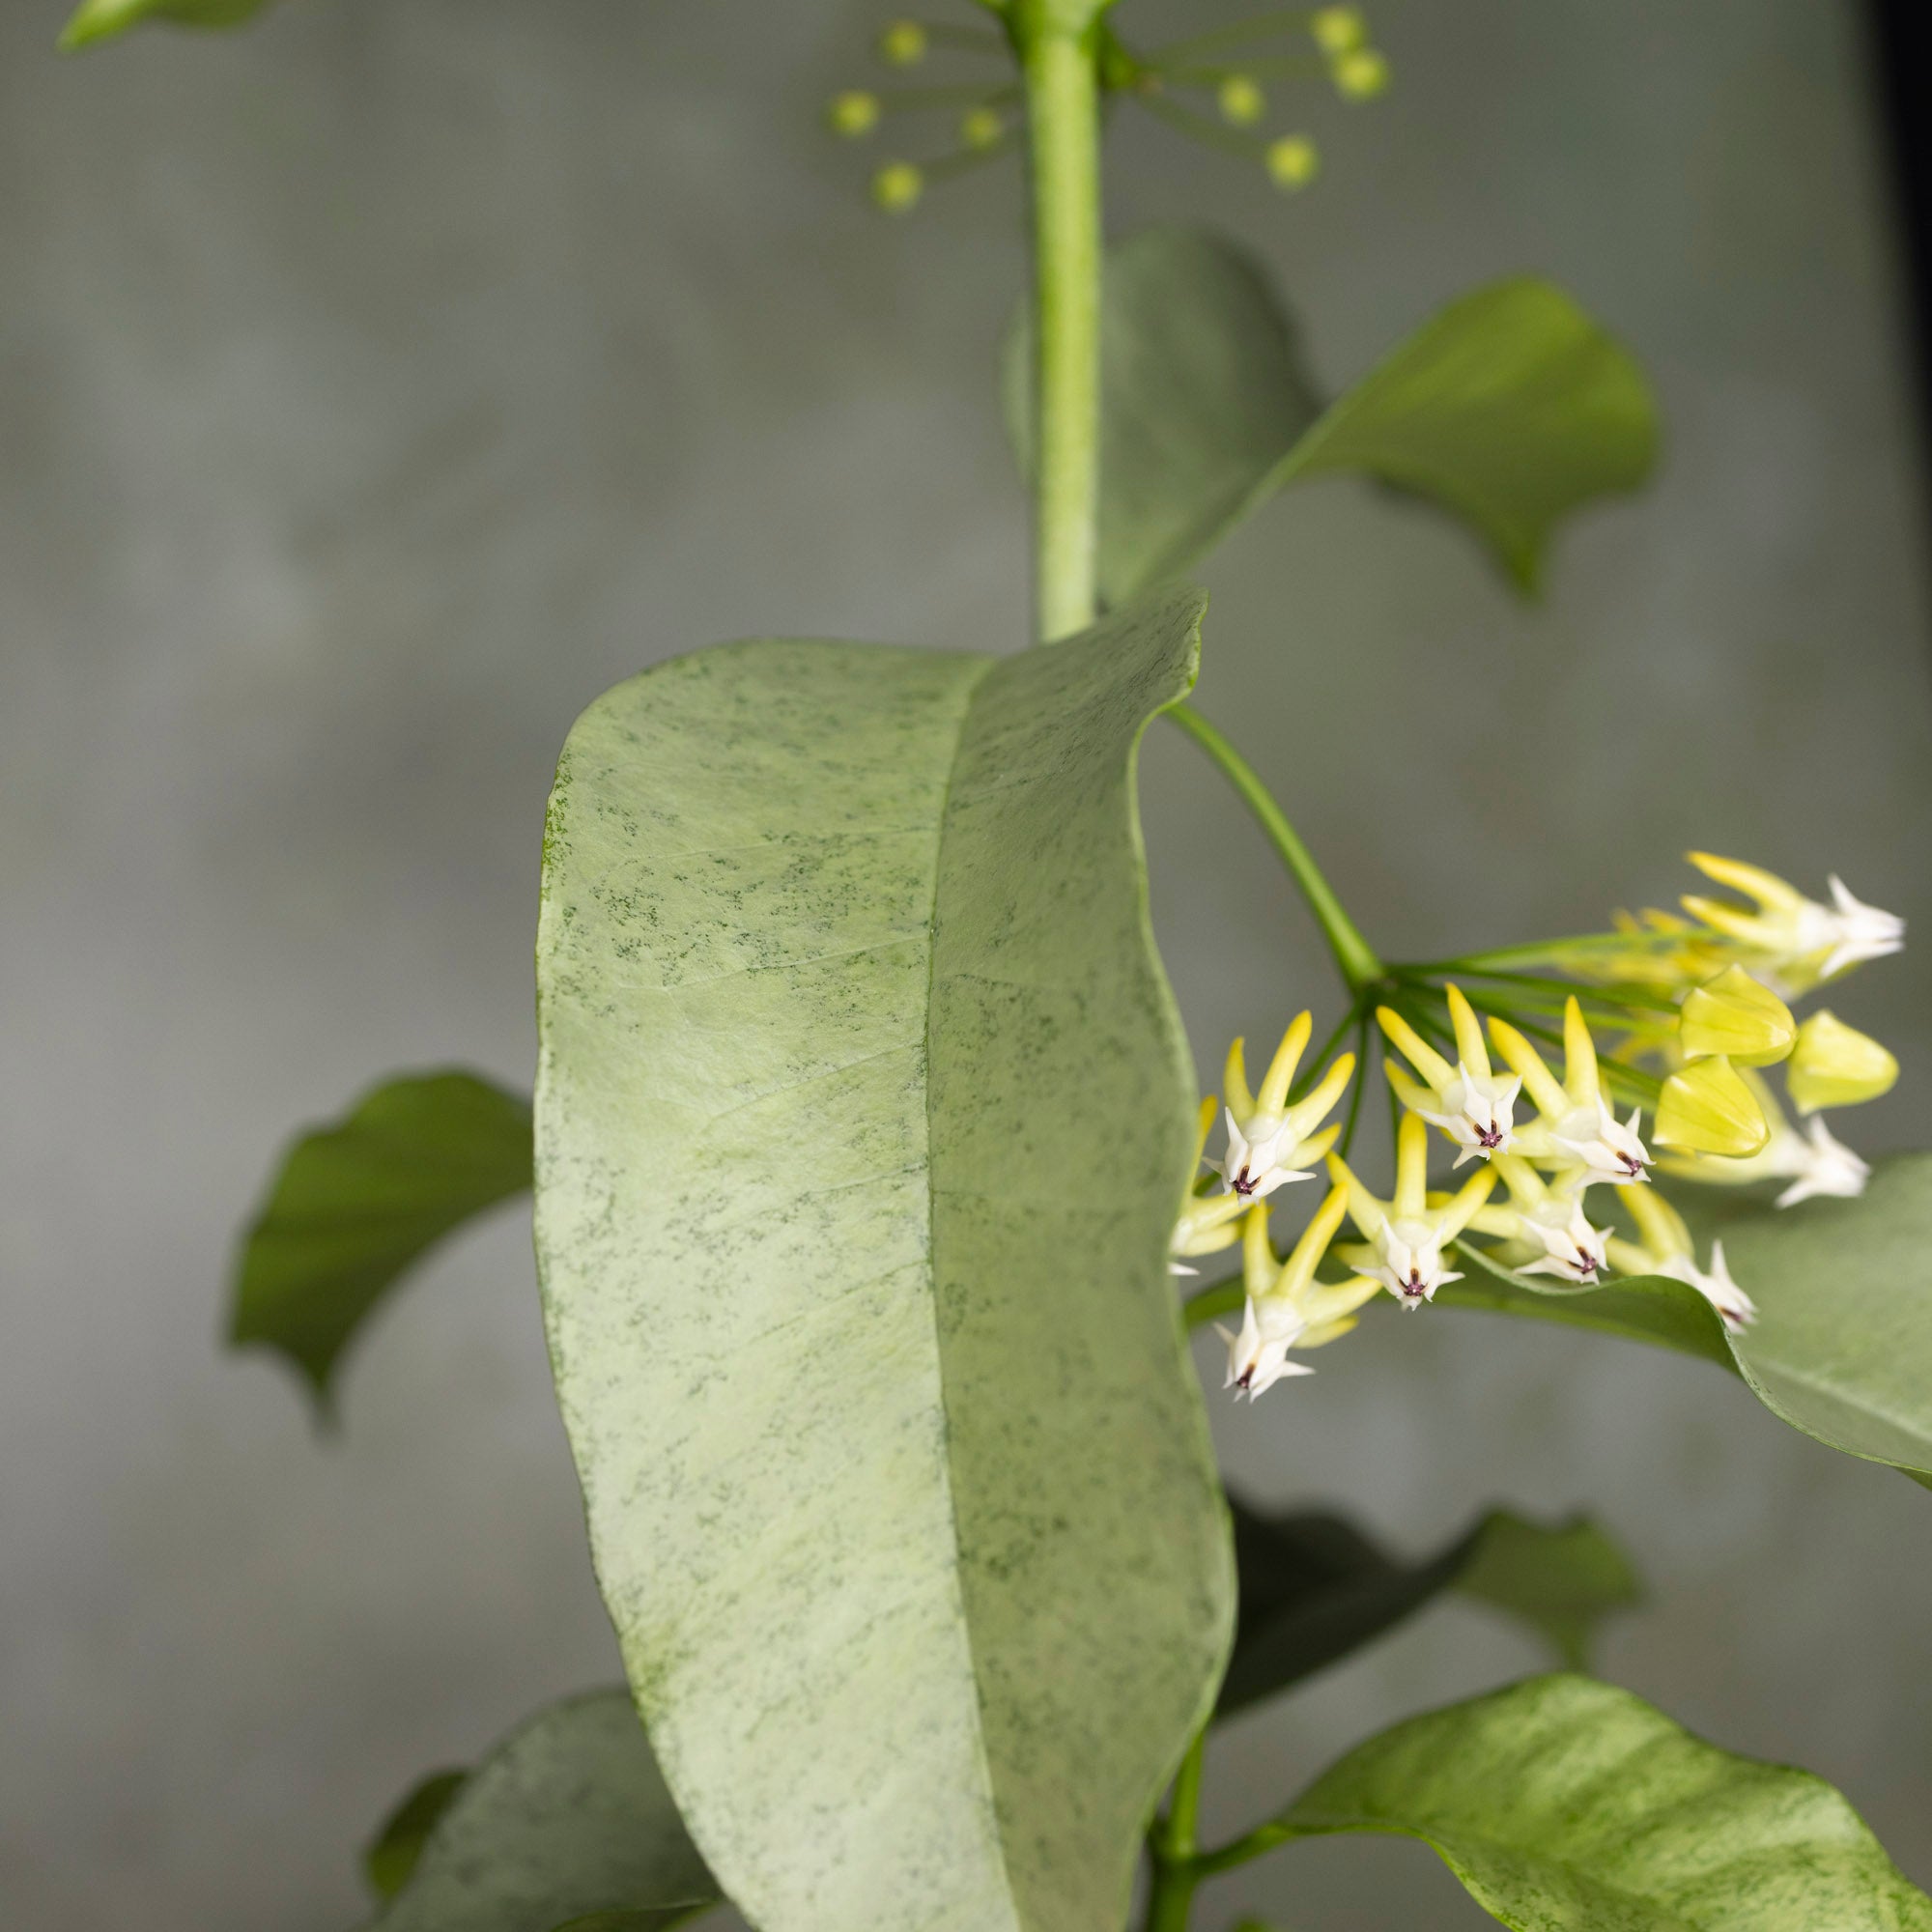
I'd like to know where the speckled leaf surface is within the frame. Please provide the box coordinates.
[230,1069,532,1409]
[1445,1157,1932,1482]
[1257,1674,1932,1930]
[533,591,1234,1932]
[369,1692,717,1932]
[1006,240,1656,604]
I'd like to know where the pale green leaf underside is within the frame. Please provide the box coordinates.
[229,1070,533,1407]
[367,1692,718,1932]
[1269,1674,1932,1931]
[60,0,271,50]
[534,593,1235,1932]
[1444,1155,1932,1482]
[1008,230,1658,604]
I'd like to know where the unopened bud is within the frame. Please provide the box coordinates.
[1654,1055,1770,1158]
[1333,47,1390,99]
[878,19,927,67]
[828,91,881,138]
[1266,134,1320,189]
[1785,1010,1898,1114]
[960,105,1005,150]
[1218,74,1266,127]
[871,161,923,213]
[1310,6,1369,55]
[1677,965,1796,1067]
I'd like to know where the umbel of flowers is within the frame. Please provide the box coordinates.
[1184,854,1904,1398]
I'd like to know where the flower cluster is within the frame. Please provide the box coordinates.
[1179,854,1903,1401]
[826,6,1391,213]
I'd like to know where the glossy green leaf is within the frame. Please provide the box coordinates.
[229,1070,532,1408]
[1008,231,1658,603]
[1444,1155,1932,1483]
[59,0,272,50]
[534,592,1234,1932]
[1005,228,1322,611]
[1221,1497,1637,1716]
[368,1692,717,1932]
[366,1770,467,1901]
[1230,1673,1932,1930]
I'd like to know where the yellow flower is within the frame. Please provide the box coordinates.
[878,19,927,67]
[1488,999,1651,1185]
[1681,852,1903,995]
[1310,6,1369,55]
[1379,985,1520,1164]
[1465,1155,1608,1283]
[959,105,1005,150]
[1784,1010,1898,1114]
[1676,964,1796,1066]
[1605,1185,1756,1331]
[1662,1066,1870,1208]
[1217,74,1266,126]
[871,162,923,213]
[1266,135,1320,189]
[1170,1098,1246,1274]
[1332,47,1390,99]
[827,91,881,138]
[1329,1113,1496,1309]
[1219,1012,1356,1200]
[1653,1054,1769,1158]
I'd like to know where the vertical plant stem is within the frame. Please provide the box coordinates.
[1021,17,1103,641]
[1145,1726,1208,1932]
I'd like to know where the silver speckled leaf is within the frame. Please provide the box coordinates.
[534,591,1234,1932]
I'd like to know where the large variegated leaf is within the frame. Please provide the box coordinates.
[534,592,1234,1932]
[229,1070,532,1409]
[1226,1674,1932,1930]
[1008,231,1658,604]
[1443,1155,1932,1483]
[367,1693,716,1932]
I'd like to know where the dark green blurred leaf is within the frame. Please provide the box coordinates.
[1220,1497,1637,1716]
[1237,1674,1932,1930]
[369,1692,718,1932]
[60,0,273,51]
[1009,233,1659,602]
[366,1770,467,1901]
[230,1069,531,1408]
[1445,1156,1932,1484]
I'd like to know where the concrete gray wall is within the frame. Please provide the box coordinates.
[4,2,1929,1927]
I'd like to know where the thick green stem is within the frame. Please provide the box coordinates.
[1021,19,1103,640]
[1144,1728,1208,1932]
[1167,703,1384,994]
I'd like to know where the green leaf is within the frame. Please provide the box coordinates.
[229,1070,532,1408]
[366,1770,468,1901]
[368,1692,717,1932]
[1229,1673,1932,1930]
[534,592,1234,1932]
[1004,228,1322,613]
[59,0,273,51]
[1221,1498,1637,1716]
[1008,231,1658,604]
[1444,1156,1932,1483]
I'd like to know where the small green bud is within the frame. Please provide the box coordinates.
[1333,47,1390,99]
[871,160,923,213]
[1217,74,1266,127]
[960,105,1005,150]
[1677,966,1797,1067]
[1310,6,1368,55]
[878,19,927,67]
[1266,135,1320,190]
[828,91,881,138]
[1785,1010,1898,1114]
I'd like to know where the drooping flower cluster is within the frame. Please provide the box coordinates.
[1179,854,1904,1400]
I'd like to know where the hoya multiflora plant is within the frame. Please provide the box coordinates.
[71,2,1932,1929]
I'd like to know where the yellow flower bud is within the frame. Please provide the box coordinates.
[1310,6,1369,55]
[878,19,927,67]
[1332,47,1390,99]
[1677,966,1796,1067]
[871,161,923,213]
[1653,1055,1771,1159]
[1266,135,1320,189]
[828,90,881,139]
[960,105,1005,150]
[1217,74,1266,127]
[1785,1010,1898,1115]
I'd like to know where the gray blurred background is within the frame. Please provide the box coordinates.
[5,1,1931,1927]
